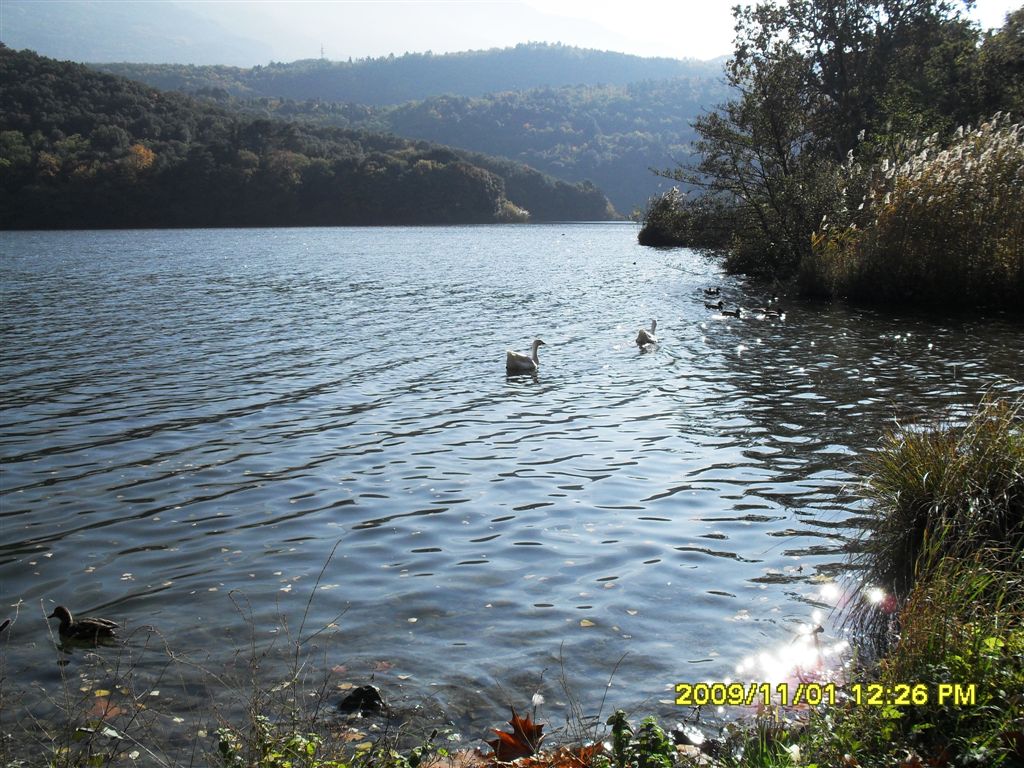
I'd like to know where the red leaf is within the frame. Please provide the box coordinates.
[485,708,545,761]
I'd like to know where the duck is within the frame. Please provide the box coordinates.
[705,300,724,311]
[703,287,720,296]
[749,306,783,318]
[506,339,545,375]
[47,605,118,642]
[721,306,742,318]
[636,319,658,348]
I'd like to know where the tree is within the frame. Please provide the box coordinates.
[662,0,983,278]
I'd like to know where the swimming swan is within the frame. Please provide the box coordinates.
[636,319,658,347]
[506,339,545,374]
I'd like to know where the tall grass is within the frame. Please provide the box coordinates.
[879,549,1024,761]
[853,395,1024,613]
[804,114,1024,307]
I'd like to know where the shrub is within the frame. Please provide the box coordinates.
[804,114,1024,307]
[637,188,735,249]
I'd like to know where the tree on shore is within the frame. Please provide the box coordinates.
[647,0,1022,298]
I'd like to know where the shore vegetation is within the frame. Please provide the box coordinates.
[640,2,1024,310]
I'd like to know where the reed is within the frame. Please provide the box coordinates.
[804,114,1024,308]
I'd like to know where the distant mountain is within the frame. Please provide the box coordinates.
[0,0,273,67]
[94,44,730,212]
[209,78,728,214]
[0,47,616,228]
[96,43,726,106]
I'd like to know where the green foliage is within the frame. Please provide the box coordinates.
[638,188,735,249]
[853,395,1024,605]
[602,711,674,768]
[977,8,1024,117]
[107,66,725,214]
[804,114,1024,307]
[216,716,335,768]
[0,46,616,228]
[650,0,1022,301]
[872,553,1024,765]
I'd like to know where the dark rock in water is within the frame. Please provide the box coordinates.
[671,723,704,747]
[338,684,386,715]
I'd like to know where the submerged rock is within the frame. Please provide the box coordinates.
[338,684,387,716]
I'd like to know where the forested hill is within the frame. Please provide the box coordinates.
[0,47,616,229]
[95,44,731,213]
[95,43,725,106]
[217,76,727,214]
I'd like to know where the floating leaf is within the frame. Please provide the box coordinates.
[579,619,595,628]
[89,698,124,718]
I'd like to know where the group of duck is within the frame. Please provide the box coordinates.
[504,287,783,375]
[0,605,119,644]
[702,286,784,319]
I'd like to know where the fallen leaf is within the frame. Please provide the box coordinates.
[515,743,605,768]
[421,749,488,768]
[579,619,595,628]
[88,697,124,719]
[486,708,544,761]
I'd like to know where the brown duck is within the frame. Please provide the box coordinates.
[47,605,118,641]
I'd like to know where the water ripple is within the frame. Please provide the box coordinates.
[2,225,1022,735]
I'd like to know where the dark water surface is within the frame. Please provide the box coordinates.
[1,225,1022,754]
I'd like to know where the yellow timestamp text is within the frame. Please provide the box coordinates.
[674,682,977,708]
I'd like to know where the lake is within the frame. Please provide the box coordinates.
[1,224,1021,757]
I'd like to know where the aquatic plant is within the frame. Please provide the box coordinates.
[805,114,1024,307]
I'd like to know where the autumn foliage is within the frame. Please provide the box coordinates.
[486,709,545,761]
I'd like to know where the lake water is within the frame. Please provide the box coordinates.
[1,224,1022,758]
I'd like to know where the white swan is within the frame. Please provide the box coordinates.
[506,339,545,374]
[636,319,658,348]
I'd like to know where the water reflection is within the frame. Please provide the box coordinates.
[1,225,1021,752]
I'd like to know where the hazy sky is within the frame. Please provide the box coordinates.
[2,0,1019,66]
[183,0,1020,63]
